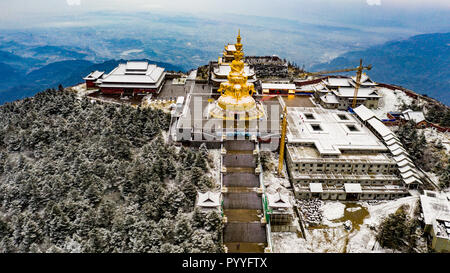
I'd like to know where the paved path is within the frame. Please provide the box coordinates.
[222,140,267,253]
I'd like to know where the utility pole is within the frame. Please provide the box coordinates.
[278,106,288,176]
[352,59,364,108]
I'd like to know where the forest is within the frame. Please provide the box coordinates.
[0,89,222,253]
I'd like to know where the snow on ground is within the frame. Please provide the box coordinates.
[362,196,419,226]
[422,127,450,152]
[145,99,175,113]
[322,201,346,221]
[373,88,413,119]
[346,196,420,253]
[263,171,291,195]
[69,83,98,99]
[262,152,291,192]
[208,149,222,190]
[273,228,348,253]
[273,196,420,253]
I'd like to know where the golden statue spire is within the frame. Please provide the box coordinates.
[209,30,264,120]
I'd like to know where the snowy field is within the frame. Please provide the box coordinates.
[422,127,450,153]
[372,88,414,119]
[273,196,420,253]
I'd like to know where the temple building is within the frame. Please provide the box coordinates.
[221,43,237,63]
[261,83,296,95]
[266,192,294,226]
[420,190,450,252]
[196,191,222,212]
[83,71,104,89]
[209,32,264,121]
[175,31,278,143]
[303,75,381,110]
[95,61,166,96]
[210,31,257,90]
[285,107,409,201]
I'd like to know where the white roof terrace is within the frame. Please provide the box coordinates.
[99,61,165,87]
[286,107,388,156]
[354,105,377,121]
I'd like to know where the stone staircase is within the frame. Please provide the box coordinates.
[221,140,268,253]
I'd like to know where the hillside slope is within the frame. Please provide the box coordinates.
[0,90,222,253]
[311,33,450,105]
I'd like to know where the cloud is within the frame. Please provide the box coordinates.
[66,0,81,6]
[366,0,381,6]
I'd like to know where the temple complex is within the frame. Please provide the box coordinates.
[175,31,279,143]
[84,61,166,96]
[209,32,265,121]
[210,31,257,89]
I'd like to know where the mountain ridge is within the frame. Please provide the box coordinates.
[311,32,450,105]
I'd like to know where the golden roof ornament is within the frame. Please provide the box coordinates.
[209,30,264,120]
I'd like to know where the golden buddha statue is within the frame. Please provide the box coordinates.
[209,31,264,121]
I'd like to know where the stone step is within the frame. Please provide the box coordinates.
[223,172,260,187]
[225,242,266,253]
[224,209,262,223]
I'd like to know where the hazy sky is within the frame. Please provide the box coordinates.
[1,0,449,20]
[0,0,448,34]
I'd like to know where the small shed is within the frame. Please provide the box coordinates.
[267,192,294,225]
[196,191,221,211]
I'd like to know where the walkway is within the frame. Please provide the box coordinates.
[222,140,268,253]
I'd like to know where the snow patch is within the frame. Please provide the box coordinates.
[346,207,362,213]
[322,201,346,221]
[373,88,413,119]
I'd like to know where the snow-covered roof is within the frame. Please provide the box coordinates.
[398,165,413,173]
[344,183,362,193]
[325,78,351,87]
[397,159,415,168]
[385,138,400,146]
[286,107,388,156]
[213,64,254,77]
[267,192,292,208]
[383,134,399,142]
[400,170,419,180]
[367,117,394,137]
[310,183,323,193]
[351,74,377,86]
[402,110,426,123]
[394,154,412,164]
[391,148,409,157]
[126,61,149,71]
[420,190,450,226]
[388,143,404,153]
[261,83,296,90]
[320,93,339,104]
[354,105,376,121]
[84,70,104,80]
[99,62,165,87]
[225,44,236,52]
[196,191,221,208]
[404,176,420,185]
[334,87,380,98]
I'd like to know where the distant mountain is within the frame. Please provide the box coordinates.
[311,33,450,105]
[0,50,42,72]
[0,62,23,89]
[30,45,88,61]
[0,58,184,104]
